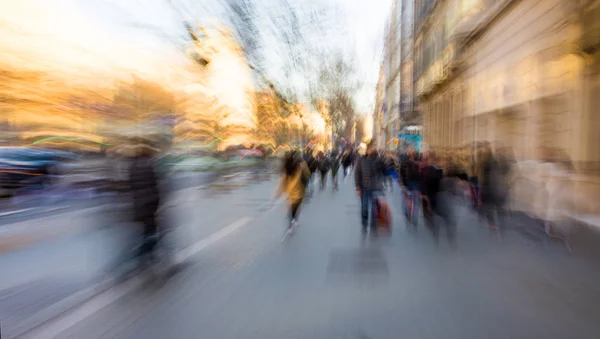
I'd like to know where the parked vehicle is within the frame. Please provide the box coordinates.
[0,148,79,197]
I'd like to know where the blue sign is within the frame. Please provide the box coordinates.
[398,133,422,153]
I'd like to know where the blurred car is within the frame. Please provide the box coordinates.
[165,148,266,173]
[0,147,80,197]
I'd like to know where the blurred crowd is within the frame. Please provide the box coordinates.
[276,139,580,245]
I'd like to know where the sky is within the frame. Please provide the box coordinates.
[0,0,392,114]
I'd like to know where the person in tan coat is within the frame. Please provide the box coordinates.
[275,150,311,232]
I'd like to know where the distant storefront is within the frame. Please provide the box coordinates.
[399,125,423,153]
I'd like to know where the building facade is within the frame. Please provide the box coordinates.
[373,62,387,148]
[416,0,600,213]
[382,0,402,147]
[377,0,421,149]
[375,0,421,150]
[400,0,419,129]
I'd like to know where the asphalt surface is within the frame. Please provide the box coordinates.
[0,167,276,338]
[0,161,275,225]
[15,174,600,339]
[0,172,214,225]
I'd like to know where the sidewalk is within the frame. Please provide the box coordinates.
[31,176,600,339]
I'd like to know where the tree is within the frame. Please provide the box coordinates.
[252,90,281,145]
[223,0,336,111]
[179,0,347,147]
[310,55,360,140]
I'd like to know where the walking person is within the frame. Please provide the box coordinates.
[274,150,310,234]
[342,148,352,178]
[479,144,511,234]
[304,148,317,197]
[400,150,421,225]
[383,152,397,192]
[355,140,386,236]
[130,144,162,257]
[318,151,330,190]
[420,152,457,247]
[112,140,165,273]
[330,150,341,191]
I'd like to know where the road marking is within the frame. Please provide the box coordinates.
[18,206,281,339]
[20,275,144,339]
[0,207,36,217]
[174,216,253,263]
[221,171,245,178]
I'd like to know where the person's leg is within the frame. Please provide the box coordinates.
[370,192,380,233]
[408,182,419,225]
[423,200,439,245]
[446,217,457,247]
[482,203,496,229]
[139,214,158,257]
[360,189,371,233]
[496,198,507,232]
[440,207,457,247]
[288,204,294,224]
[402,188,410,219]
[289,200,301,227]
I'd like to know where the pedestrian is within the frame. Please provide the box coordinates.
[129,142,162,261]
[479,144,510,233]
[304,148,317,197]
[355,140,386,236]
[420,152,457,247]
[318,151,330,190]
[330,150,341,191]
[274,150,310,233]
[400,149,421,225]
[341,148,352,178]
[383,151,397,191]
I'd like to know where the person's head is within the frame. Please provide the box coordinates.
[366,140,376,156]
[424,151,437,166]
[357,143,367,156]
[135,143,157,158]
[408,149,417,161]
[283,150,300,175]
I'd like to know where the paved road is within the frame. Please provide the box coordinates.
[22,176,600,339]
[0,161,276,225]
[0,173,213,225]
[0,169,278,338]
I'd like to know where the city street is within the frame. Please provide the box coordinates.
[0,167,275,338]
[0,169,237,225]
[14,175,600,339]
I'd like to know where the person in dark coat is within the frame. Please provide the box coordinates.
[420,152,456,247]
[317,151,330,190]
[341,147,353,177]
[330,150,341,190]
[479,145,511,232]
[354,140,386,235]
[129,144,162,258]
[400,150,421,225]
[304,148,317,197]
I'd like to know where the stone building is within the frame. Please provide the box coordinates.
[416,0,600,213]
[377,0,419,149]
[382,0,402,146]
[373,63,387,149]
[400,0,419,128]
